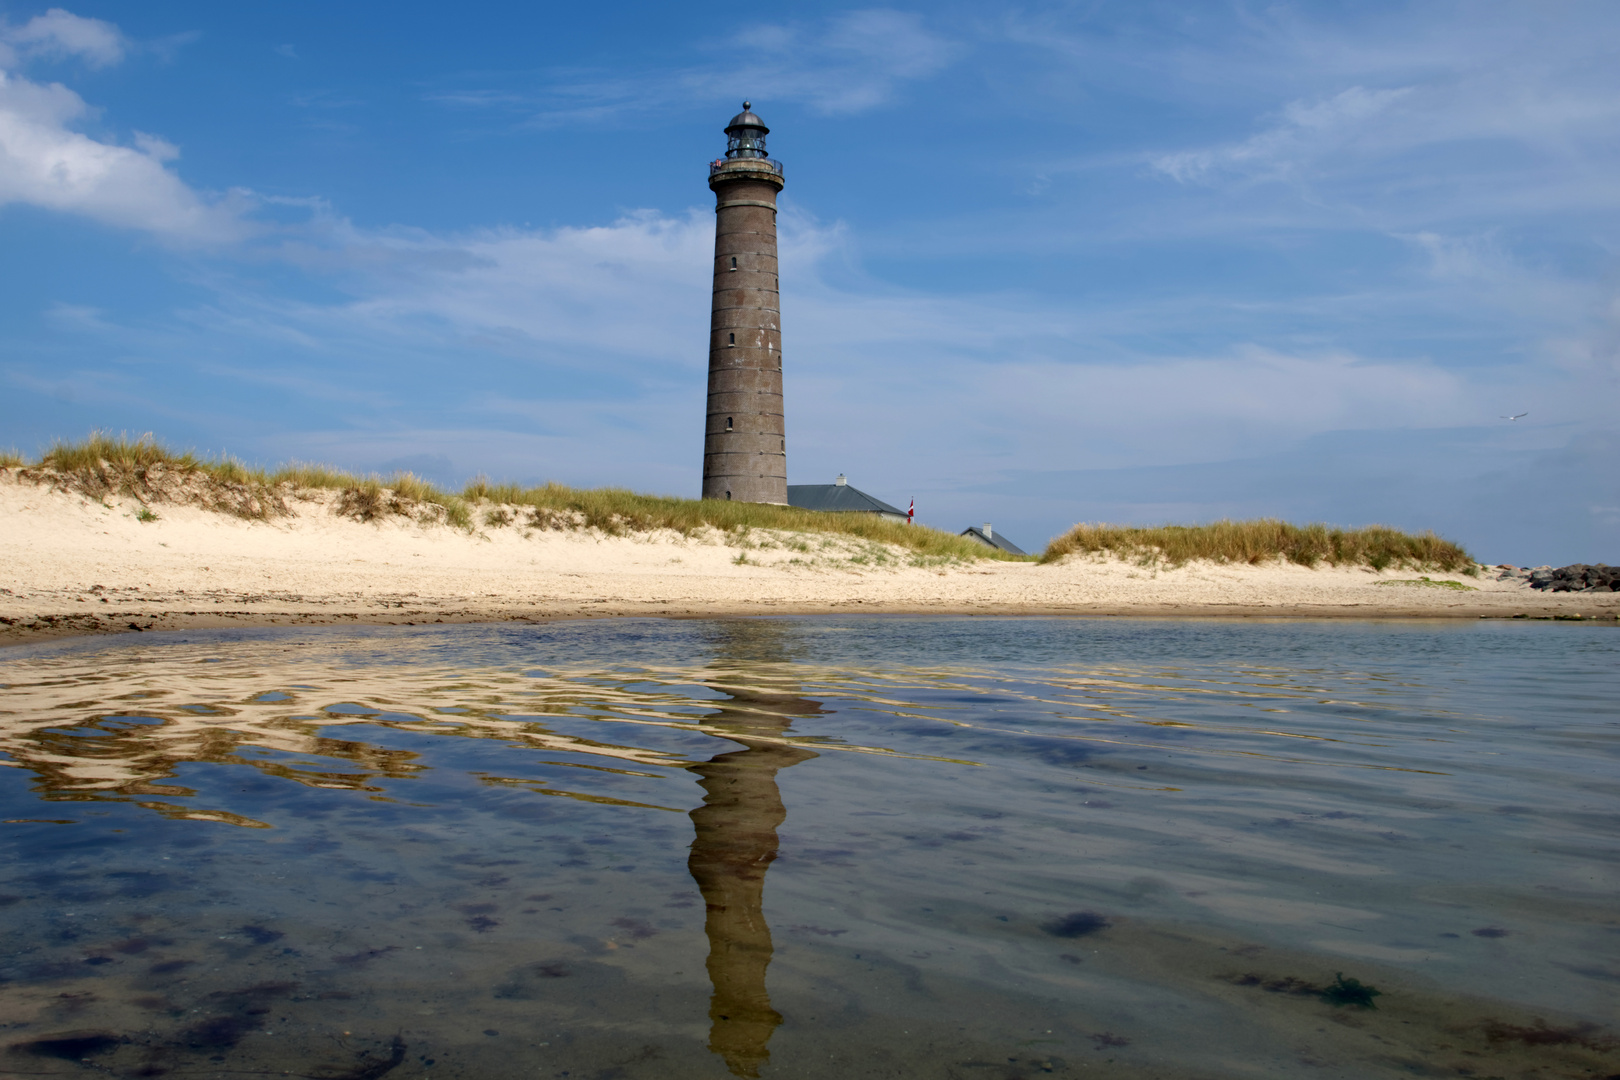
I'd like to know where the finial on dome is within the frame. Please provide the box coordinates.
[743,100,750,109]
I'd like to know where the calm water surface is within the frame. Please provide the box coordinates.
[0,617,1616,1079]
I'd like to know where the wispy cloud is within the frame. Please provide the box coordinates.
[1153,86,1411,184]
[0,8,126,69]
[426,8,957,125]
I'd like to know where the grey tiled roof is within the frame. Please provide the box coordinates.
[960,526,1027,556]
[786,483,906,517]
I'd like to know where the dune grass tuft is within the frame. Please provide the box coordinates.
[0,447,24,469]
[1043,519,1475,573]
[23,432,287,520]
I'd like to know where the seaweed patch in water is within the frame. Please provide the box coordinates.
[1221,972,1323,997]
[1320,972,1381,1009]
[1220,971,1381,1008]
[10,1029,121,1059]
[1482,1019,1618,1051]
[1042,911,1111,938]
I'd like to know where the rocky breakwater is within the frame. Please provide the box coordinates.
[1495,563,1620,593]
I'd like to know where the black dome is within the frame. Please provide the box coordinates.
[725,101,767,133]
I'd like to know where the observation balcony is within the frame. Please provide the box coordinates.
[710,157,784,178]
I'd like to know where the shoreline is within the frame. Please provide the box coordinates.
[3,475,1615,646]
[4,601,1616,650]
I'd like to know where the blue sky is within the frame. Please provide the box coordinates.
[1,2,1616,563]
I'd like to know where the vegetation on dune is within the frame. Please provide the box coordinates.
[26,432,291,521]
[5,434,1478,571]
[1042,519,1476,573]
[457,477,1021,560]
[4,432,1020,561]
[1375,576,1478,591]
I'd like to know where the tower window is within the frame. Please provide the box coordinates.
[725,491,731,500]
[730,257,737,270]
[728,333,735,346]
[726,417,733,431]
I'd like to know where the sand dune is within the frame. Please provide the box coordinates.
[1,474,1612,643]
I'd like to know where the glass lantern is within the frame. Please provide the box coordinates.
[724,103,769,160]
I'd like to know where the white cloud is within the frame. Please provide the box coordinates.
[1,8,126,68]
[255,208,715,367]
[0,9,242,242]
[0,68,246,242]
[131,130,179,162]
[178,206,1554,483]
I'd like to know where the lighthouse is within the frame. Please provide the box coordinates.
[702,103,787,504]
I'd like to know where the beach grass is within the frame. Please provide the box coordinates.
[9,434,1477,570]
[458,477,1021,560]
[1043,519,1476,573]
[7,433,1018,561]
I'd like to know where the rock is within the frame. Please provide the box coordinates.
[1529,563,1618,592]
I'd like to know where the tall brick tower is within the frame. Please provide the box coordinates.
[702,103,787,504]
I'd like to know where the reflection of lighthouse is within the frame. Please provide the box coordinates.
[686,624,821,1078]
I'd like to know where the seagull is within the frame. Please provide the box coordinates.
[1499,412,1528,421]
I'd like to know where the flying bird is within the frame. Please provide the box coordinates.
[1500,412,1528,421]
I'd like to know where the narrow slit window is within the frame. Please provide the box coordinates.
[726,417,733,431]
[730,257,737,270]
[728,332,735,345]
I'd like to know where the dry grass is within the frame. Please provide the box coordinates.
[460,478,1021,561]
[5,432,1017,560]
[20,432,288,521]
[9,434,1475,572]
[1043,519,1476,573]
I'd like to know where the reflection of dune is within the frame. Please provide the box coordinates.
[0,646,918,826]
[685,625,823,1077]
[0,658,706,819]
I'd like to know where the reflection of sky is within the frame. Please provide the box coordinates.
[2,5,1618,562]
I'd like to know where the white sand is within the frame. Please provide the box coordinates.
[1,474,1612,643]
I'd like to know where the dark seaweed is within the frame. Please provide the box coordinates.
[11,1029,121,1059]
[1221,971,1381,1008]
[180,1013,254,1048]
[1321,972,1381,1008]
[1222,972,1323,996]
[1483,1019,1617,1051]
[1042,911,1111,938]
[180,981,296,1048]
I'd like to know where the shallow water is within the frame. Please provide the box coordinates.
[0,617,1616,1080]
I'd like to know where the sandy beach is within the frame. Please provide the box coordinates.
[1,474,1613,644]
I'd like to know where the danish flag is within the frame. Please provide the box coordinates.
[907,499,914,524]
